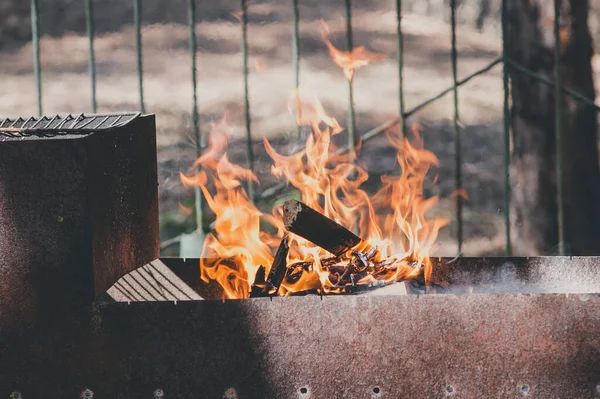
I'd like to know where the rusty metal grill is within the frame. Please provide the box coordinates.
[0,112,140,138]
[0,111,598,397]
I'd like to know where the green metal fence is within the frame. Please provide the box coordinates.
[24,0,600,256]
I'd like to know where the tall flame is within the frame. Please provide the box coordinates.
[180,116,277,298]
[180,24,451,299]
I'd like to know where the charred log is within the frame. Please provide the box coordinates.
[283,200,363,256]
[249,265,267,297]
[266,235,290,296]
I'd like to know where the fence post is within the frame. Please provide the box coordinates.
[30,0,42,116]
[553,0,566,255]
[395,0,405,137]
[133,0,145,113]
[188,0,204,232]
[85,0,97,113]
[344,0,357,155]
[501,0,511,255]
[292,0,301,139]
[450,0,463,253]
[241,0,255,200]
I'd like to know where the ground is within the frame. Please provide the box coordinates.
[1,0,599,256]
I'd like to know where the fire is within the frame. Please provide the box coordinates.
[180,100,448,298]
[265,95,448,294]
[319,19,386,81]
[179,24,450,299]
[180,116,278,298]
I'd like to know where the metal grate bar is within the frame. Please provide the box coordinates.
[85,0,97,112]
[450,0,463,254]
[109,113,123,127]
[55,114,74,129]
[93,115,110,129]
[30,115,48,128]
[501,0,512,255]
[74,114,96,129]
[70,113,85,129]
[292,0,301,139]
[8,118,24,129]
[0,113,141,138]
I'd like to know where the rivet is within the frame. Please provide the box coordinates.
[445,385,455,395]
[298,386,310,397]
[82,388,93,399]
[223,387,239,399]
[153,388,165,398]
[520,384,530,395]
[11,392,22,399]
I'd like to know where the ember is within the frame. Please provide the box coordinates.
[180,21,449,299]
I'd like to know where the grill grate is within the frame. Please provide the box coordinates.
[0,112,140,138]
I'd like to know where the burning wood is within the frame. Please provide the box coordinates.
[181,83,449,299]
[266,235,290,295]
[283,199,363,256]
[250,236,290,297]
[280,200,419,295]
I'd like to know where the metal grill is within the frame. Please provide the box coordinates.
[0,112,140,138]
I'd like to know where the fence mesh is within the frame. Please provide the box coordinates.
[20,0,600,256]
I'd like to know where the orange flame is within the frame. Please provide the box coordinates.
[180,116,278,299]
[319,19,386,81]
[181,35,452,298]
[181,95,449,298]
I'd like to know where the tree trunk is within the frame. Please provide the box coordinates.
[508,0,600,255]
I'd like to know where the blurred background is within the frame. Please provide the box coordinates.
[1,0,599,257]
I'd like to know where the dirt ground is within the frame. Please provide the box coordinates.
[1,0,599,256]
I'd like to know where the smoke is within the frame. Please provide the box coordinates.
[436,258,600,295]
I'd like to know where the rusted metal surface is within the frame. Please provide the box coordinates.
[429,256,600,294]
[1,294,599,398]
[0,113,159,334]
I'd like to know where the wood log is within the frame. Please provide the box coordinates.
[250,265,267,298]
[283,200,363,256]
[266,235,290,295]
